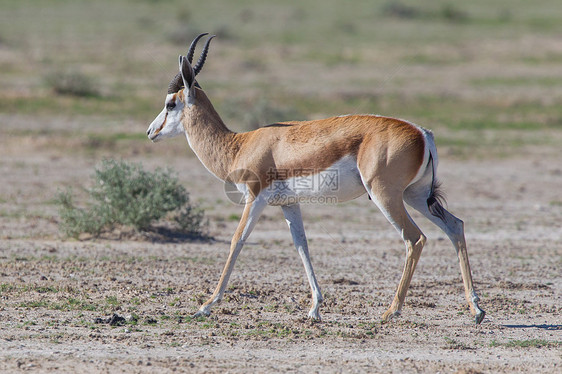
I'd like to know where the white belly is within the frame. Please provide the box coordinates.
[261,155,366,206]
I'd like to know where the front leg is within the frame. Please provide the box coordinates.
[194,197,267,317]
[282,204,323,320]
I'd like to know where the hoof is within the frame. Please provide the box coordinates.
[193,309,210,318]
[475,309,486,325]
[382,309,400,322]
[307,310,321,321]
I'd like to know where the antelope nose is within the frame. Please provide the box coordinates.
[146,129,151,136]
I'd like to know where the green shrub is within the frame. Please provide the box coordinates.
[45,70,100,97]
[381,2,423,19]
[56,159,206,239]
[439,4,469,23]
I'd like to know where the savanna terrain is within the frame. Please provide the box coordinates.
[0,0,561,372]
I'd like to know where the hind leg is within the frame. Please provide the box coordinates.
[404,186,485,324]
[366,184,427,321]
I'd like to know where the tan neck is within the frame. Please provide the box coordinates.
[182,89,237,180]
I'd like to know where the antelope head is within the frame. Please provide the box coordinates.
[147,33,215,142]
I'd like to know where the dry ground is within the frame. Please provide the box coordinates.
[1,1,561,372]
[0,139,560,373]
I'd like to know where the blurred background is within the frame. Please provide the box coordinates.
[1,0,561,161]
[1,3,561,368]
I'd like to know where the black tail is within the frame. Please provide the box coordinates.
[426,154,447,221]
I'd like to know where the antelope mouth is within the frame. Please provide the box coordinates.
[148,132,161,142]
[148,112,167,142]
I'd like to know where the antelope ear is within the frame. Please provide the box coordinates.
[179,55,195,90]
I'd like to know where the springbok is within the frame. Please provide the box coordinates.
[146,34,485,324]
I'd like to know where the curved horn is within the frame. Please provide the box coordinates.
[167,73,183,94]
[186,33,208,64]
[193,35,216,76]
[167,33,212,93]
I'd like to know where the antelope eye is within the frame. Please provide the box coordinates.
[166,102,176,110]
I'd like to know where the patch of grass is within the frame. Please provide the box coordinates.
[0,93,160,121]
[22,298,97,312]
[246,322,293,338]
[0,283,16,293]
[56,159,206,239]
[19,300,50,309]
[17,293,97,312]
[490,339,561,349]
[127,314,139,326]
[1,284,61,294]
[471,76,562,88]
[21,321,37,328]
[520,52,562,65]
[449,119,553,131]
[228,214,240,221]
[163,287,175,295]
[62,298,98,311]
[33,286,59,294]
[105,296,120,307]
[201,322,218,329]
[403,52,465,65]
[443,336,474,350]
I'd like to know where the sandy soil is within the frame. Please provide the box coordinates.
[0,139,560,373]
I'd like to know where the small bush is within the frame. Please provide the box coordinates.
[439,4,469,23]
[56,159,206,239]
[381,2,423,19]
[45,70,100,97]
[381,2,469,23]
